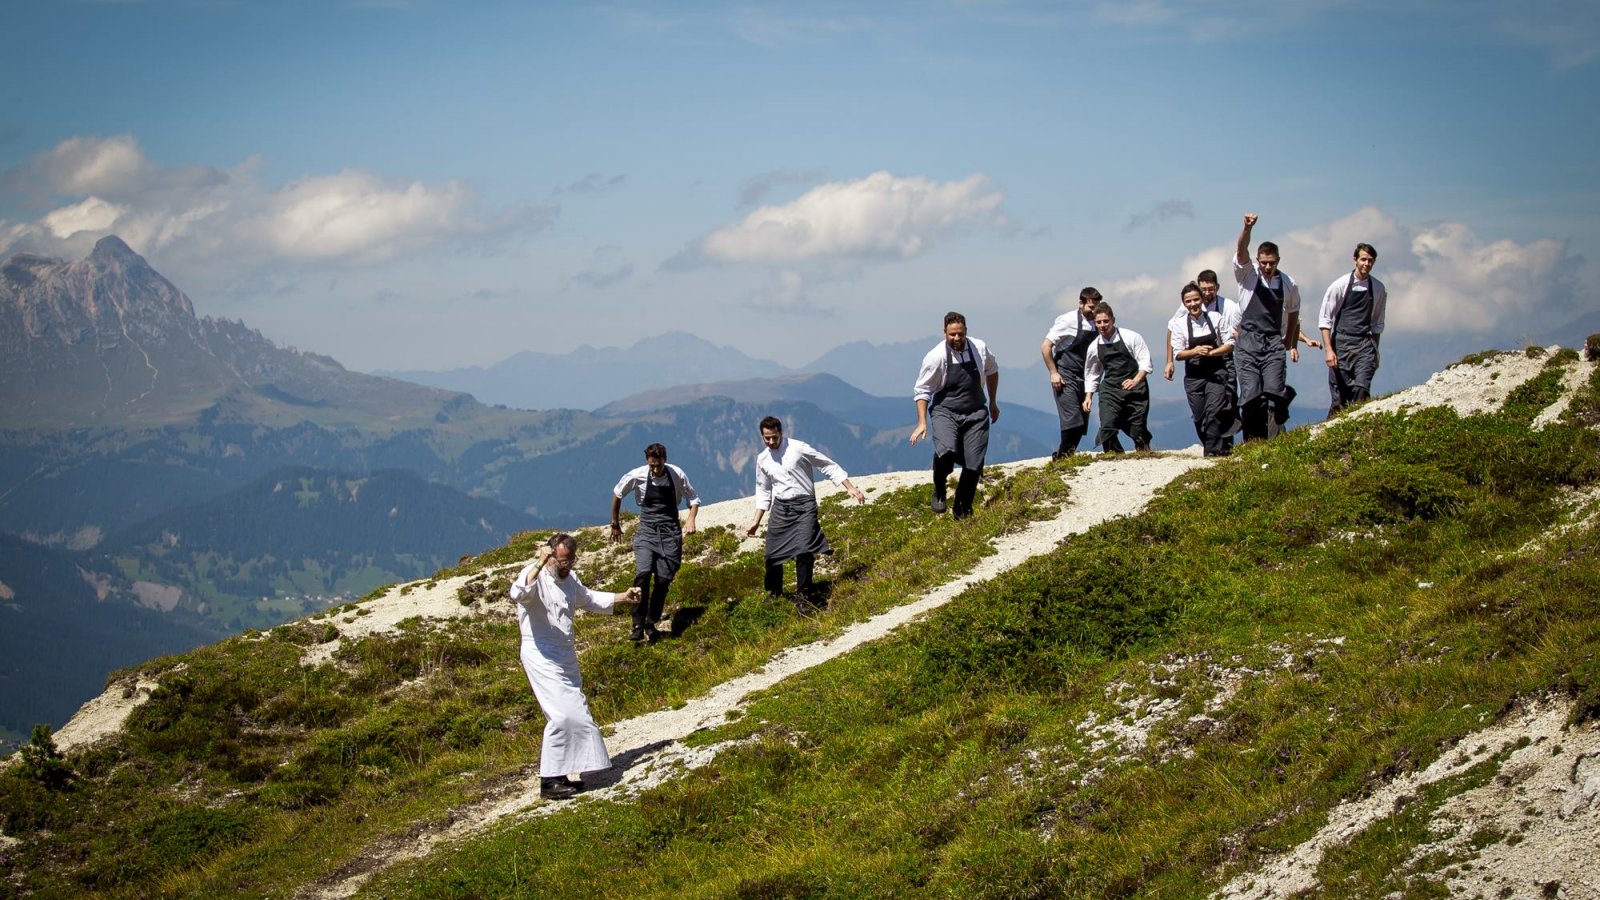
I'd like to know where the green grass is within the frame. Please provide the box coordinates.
[360,406,1600,899]
[0,463,1074,897]
[6,350,1596,898]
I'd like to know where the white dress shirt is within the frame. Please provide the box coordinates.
[912,336,998,405]
[611,463,701,507]
[753,438,850,511]
[1317,272,1388,334]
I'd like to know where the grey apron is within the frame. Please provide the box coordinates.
[634,471,682,582]
[1236,276,1286,407]
[1095,334,1151,452]
[1051,315,1096,432]
[765,494,831,566]
[1329,271,1378,412]
[930,342,990,471]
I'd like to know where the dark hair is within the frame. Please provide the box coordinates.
[1196,269,1219,284]
[944,311,966,327]
[1180,281,1202,299]
[644,442,667,460]
[1354,242,1377,260]
[548,533,578,554]
[1256,241,1280,259]
[1092,301,1115,320]
[1079,287,1102,303]
[759,415,783,433]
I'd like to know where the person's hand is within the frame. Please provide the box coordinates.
[1289,346,1301,363]
[623,586,642,603]
[1049,371,1064,390]
[1325,349,1338,369]
[909,423,927,444]
[683,520,696,535]
[989,402,1000,424]
[746,522,760,538]
[1163,361,1174,381]
[1243,212,1258,228]
[609,523,624,543]
[848,485,867,504]
[1082,396,1092,413]
[1122,378,1138,390]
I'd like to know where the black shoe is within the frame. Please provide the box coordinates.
[931,493,947,514]
[646,625,667,644]
[540,777,578,800]
[628,624,646,643]
[794,597,818,617]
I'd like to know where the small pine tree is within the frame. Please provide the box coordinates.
[18,724,74,791]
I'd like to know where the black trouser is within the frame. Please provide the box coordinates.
[630,571,672,627]
[933,454,982,517]
[1056,424,1087,456]
[764,554,815,598]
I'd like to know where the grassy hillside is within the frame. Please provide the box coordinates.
[1,346,1597,898]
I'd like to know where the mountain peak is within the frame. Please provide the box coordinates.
[90,235,147,267]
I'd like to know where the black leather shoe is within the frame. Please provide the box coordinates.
[540,777,578,800]
[794,597,818,617]
[931,493,947,513]
[628,624,646,643]
[646,626,667,644]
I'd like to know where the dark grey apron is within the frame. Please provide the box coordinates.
[634,471,682,582]
[1095,334,1151,451]
[930,342,990,471]
[765,494,831,566]
[1051,315,1096,432]
[1329,271,1378,412]
[1236,276,1286,407]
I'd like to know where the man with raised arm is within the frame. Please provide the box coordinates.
[1318,243,1388,415]
[1231,212,1303,440]
[510,533,641,800]
[745,416,866,615]
[911,311,1000,518]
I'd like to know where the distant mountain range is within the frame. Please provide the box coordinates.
[0,237,1056,735]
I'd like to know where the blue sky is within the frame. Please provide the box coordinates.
[3,0,1597,407]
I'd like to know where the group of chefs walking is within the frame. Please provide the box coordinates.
[506,211,1389,800]
[1044,213,1388,459]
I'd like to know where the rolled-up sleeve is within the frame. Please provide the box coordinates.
[912,347,943,405]
[754,461,773,511]
[671,464,701,507]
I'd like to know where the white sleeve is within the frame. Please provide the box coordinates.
[509,562,542,603]
[1318,277,1344,333]
[670,464,700,508]
[1168,311,1190,352]
[1128,331,1153,373]
[754,457,773,511]
[569,575,616,615]
[1285,273,1302,318]
[1371,279,1388,334]
[612,468,641,501]
[912,346,942,404]
[1233,256,1253,287]
[1084,343,1103,395]
[803,443,850,484]
[1044,313,1076,344]
[977,338,999,376]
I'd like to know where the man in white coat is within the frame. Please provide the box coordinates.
[510,533,640,800]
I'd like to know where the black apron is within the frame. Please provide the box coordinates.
[633,471,682,581]
[1329,271,1379,409]
[1182,314,1235,455]
[930,342,990,470]
[1051,315,1096,432]
[1237,275,1287,406]
[1095,334,1151,450]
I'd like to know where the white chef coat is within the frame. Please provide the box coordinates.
[753,438,850,511]
[1083,328,1154,395]
[510,560,616,777]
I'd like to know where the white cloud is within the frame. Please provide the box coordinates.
[0,134,555,287]
[42,196,124,239]
[684,170,1006,267]
[20,134,150,197]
